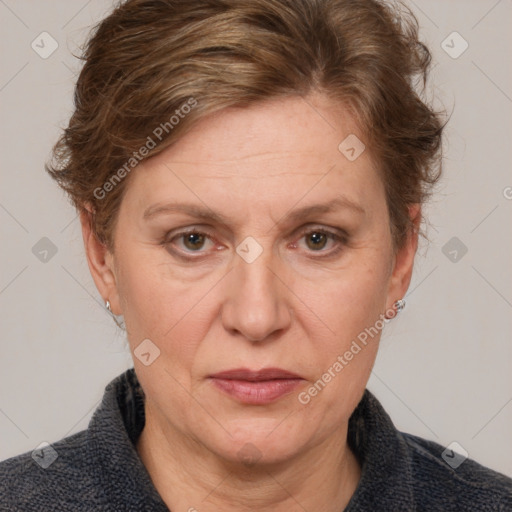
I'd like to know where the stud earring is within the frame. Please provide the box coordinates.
[394,299,406,313]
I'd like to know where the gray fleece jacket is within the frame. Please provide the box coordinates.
[1,368,511,511]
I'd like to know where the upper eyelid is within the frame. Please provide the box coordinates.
[168,224,344,240]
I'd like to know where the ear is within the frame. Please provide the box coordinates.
[79,206,121,315]
[385,204,421,311]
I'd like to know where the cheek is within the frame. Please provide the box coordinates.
[115,245,219,363]
[297,252,392,346]
[294,311,383,444]
[292,248,391,408]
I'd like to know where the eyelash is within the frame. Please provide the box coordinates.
[162,226,348,260]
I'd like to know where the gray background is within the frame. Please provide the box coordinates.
[1,0,511,477]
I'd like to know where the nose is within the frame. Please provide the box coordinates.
[221,246,291,343]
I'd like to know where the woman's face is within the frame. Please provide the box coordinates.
[86,94,417,465]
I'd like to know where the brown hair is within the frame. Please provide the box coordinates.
[47,0,444,250]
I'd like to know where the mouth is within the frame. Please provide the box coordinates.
[208,367,304,405]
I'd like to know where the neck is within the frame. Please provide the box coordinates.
[136,403,361,512]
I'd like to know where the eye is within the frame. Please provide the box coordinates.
[165,228,216,255]
[295,228,347,257]
[181,232,209,251]
[163,226,347,261]
[305,231,329,250]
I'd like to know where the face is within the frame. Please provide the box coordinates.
[83,93,417,465]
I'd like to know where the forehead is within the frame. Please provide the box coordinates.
[152,95,365,169]
[124,94,384,220]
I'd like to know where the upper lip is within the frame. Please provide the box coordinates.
[209,368,302,381]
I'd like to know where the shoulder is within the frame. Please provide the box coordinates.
[348,389,512,510]
[0,431,108,511]
[402,432,512,510]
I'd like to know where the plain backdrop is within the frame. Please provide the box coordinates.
[1,0,511,477]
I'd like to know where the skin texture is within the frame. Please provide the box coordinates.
[81,93,419,511]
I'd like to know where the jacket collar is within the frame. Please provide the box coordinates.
[345,389,415,510]
[87,368,168,510]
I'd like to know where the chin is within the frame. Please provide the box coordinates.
[199,417,309,468]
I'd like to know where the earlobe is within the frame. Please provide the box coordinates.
[79,206,121,315]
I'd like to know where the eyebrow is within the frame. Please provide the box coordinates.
[143,196,365,227]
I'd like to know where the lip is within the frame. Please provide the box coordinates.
[209,367,303,405]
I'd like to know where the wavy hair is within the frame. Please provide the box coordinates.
[47,0,444,250]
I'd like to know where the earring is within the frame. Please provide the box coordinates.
[394,299,406,313]
[105,299,125,329]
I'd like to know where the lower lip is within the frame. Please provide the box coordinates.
[210,378,302,405]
